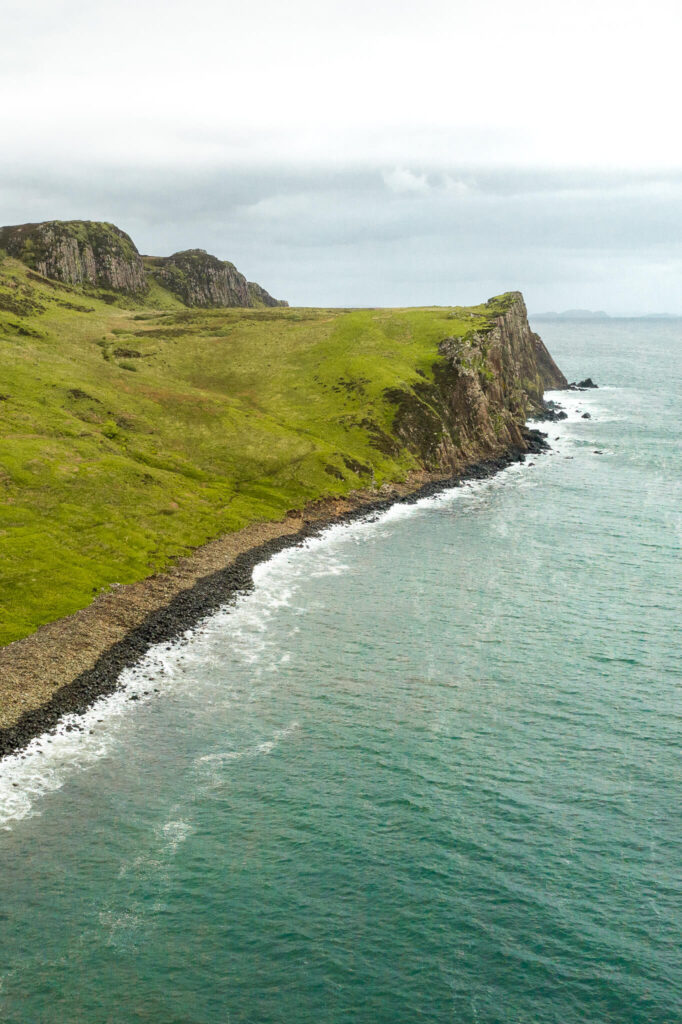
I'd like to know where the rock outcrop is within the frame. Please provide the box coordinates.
[0,221,147,295]
[144,249,250,307]
[385,292,567,473]
[0,221,288,307]
[247,280,288,308]
[144,249,287,308]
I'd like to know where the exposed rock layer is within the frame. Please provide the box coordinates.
[247,280,288,307]
[144,249,251,307]
[0,221,147,295]
[144,249,288,308]
[0,221,287,307]
[385,292,567,472]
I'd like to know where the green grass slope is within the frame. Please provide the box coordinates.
[0,253,511,645]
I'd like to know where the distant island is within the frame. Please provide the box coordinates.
[531,309,610,320]
[531,309,681,320]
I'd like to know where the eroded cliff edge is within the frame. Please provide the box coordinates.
[383,292,566,472]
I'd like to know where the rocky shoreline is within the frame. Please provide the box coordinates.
[0,429,549,759]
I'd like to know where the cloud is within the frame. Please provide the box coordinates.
[4,0,682,311]
[383,169,431,195]
[3,163,682,312]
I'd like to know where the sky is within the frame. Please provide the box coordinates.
[3,0,682,311]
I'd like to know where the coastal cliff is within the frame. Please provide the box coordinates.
[385,293,567,472]
[0,263,567,753]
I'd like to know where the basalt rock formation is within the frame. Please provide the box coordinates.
[144,249,287,308]
[0,221,287,307]
[0,221,147,295]
[144,249,286,308]
[384,292,567,473]
[144,249,251,307]
[247,280,288,308]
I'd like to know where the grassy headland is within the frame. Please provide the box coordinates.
[0,252,524,646]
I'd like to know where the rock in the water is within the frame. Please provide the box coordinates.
[582,412,591,419]
[577,377,598,388]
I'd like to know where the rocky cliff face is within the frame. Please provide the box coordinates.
[144,250,250,307]
[247,280,288,308]
[385,292,567,473]
[0,221,288,308]
[0,221,147,295]
[145,250,287,308]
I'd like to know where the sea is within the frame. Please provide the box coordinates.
[0,318,679,1023]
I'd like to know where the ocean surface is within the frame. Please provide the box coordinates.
[0,319,680,1023]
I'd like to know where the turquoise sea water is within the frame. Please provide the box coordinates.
[0,319,680,1023]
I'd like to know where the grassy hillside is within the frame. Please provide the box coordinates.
[0,253,510,646]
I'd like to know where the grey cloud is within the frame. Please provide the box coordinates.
[3,164,682,312]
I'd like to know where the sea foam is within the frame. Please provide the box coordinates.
[0,400,583,827]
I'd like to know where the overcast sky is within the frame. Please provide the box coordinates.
[3,0,682,311]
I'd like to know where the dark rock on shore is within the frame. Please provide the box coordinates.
[529,399,567,422]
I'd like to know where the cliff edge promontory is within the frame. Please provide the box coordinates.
[0,236,566,753]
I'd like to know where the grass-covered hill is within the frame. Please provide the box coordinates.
[0,251,561,646]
